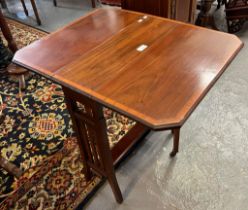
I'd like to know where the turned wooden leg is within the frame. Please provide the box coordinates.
[7,63,27,90]
[91,0,96,8]
[19,74,26,90]
[20,0,29,16]
[0,156,23,178]
[30,0,41,25]
[170,127,180,157]
[53,0,57,6]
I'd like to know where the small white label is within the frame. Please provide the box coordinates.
[136,44,148,52]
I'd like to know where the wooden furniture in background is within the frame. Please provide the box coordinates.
[0,0,41,25]
[225,0,248,33]
[53,0,96,8]
[0,8,17,53]
[196,0,218,29]
[121,0,197,23]
[217,0,226,9]
[13,8,243,203]
[0,8,27,89]
[0,8,23,178]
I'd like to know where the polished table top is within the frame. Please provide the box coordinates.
[13,8,243,130]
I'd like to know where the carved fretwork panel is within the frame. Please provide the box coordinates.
[62,86,123,202]
[62,86,118,178]
[225,0,248,33]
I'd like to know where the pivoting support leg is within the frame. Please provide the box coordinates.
[170,127,180,157]
[93,102,123,203]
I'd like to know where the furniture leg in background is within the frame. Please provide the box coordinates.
[0,0,41,25]
[217,0,226,9]
[7,63,27,90]
[0,8,18,53]
[53,0,96,8]
[30,0,41,25]
[0,0,7,8]
[196,0,218,30]
[20,0,29,16]
[0,8,25,178]
[0,156,23,178]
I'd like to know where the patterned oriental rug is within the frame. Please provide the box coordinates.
[0,19,135,209]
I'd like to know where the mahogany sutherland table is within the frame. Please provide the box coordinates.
[13,8,243,203]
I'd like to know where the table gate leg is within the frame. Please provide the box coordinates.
[94,114,123,203]
[170,127,180,157]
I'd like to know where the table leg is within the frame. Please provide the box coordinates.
[94,106,123,203]
[170,127,180,157]
[0,156,23,178]
[62,87,123,203]
[0,114,5,124]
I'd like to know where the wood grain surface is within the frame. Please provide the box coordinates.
[13,8,243,130]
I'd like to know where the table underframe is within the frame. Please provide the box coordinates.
[62,86,180,203]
